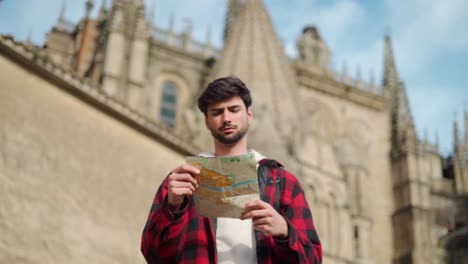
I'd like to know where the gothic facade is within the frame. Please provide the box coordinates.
[1,0,467,263]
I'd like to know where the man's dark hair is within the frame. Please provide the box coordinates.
[197,76,252,115]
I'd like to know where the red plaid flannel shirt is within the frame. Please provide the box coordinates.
[141,159,322,263]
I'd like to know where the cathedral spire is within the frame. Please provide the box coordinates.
[25,28,32,46]
[383,34,399,91]
[424,128,429,144]
[149,0,156,24]
[166,13,175,45]
[341,60,349,83]
[204,24,213,56]
[168,13,175,32]
[209,0,300,162]
[58,0,66,23]
[224,0,241,41]
[464,107,468,145]
[355,64,362,87]
[98,0,107,19]
[205,24,212,44]
[383,34,417,156]
[454,116,461,155]
[85,0,94,19]
[369,68,376,93]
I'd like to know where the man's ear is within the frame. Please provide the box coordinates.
[247,107,253,123]
[204,116,208,128]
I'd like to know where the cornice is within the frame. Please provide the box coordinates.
[295,63,390,112]
[0,35,199,156]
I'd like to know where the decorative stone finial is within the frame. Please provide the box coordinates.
[59,0,66,23]
[85,0,94,18]
[149,0,156,25]
[454,113,461,154]
[464,105,468,145]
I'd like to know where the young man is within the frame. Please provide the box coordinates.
[141,76,322,263]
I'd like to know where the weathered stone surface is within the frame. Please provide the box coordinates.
[0,55,184,263]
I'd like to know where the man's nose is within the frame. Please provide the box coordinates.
[221,110,232,122]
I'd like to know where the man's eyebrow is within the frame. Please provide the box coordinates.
[209,104,241,111]
[228,105,241,108]
[209,107,224,112]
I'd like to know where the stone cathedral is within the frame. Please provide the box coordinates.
[0,0,467,263]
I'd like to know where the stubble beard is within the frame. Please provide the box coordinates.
[212,123,249,145]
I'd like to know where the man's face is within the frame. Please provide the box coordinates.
[205,96,252,145]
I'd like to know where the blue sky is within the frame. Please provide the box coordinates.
[1,0,467,155]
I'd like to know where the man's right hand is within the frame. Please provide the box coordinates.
[167,164,200,211]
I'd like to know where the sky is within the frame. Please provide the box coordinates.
[0,0,467,155]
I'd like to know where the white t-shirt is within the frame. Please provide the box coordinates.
[198,150,265,264]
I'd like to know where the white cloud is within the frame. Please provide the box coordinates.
[314,0,365,45]
[384,0,468,75]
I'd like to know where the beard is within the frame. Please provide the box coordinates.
[211,123,248,145]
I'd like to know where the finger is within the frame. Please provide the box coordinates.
[241,208,271,220]
[243,204,264,213]
[244,199,269,210]
[170,173,199,187]
[169,174,197,185]
[169,181,196,191]
[241,207,264,220]
[173,164,200,175]
[252,217,272,226]
[171,187,194,196]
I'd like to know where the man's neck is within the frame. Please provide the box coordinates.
[213,139,248,157]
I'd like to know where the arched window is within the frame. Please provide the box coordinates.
[160,81,178,128]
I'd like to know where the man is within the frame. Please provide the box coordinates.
[141,76,322,263]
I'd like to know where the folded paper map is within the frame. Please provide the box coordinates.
[186,153,259,218]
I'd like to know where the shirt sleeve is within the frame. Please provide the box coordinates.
[271,168,323,264]
[140,177,190,263]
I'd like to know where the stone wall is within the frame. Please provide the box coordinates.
[297,78,394,264]
[0,53,186,263]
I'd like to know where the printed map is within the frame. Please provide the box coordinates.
[186,153,259,218]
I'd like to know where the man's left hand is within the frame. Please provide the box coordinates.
[240,199,288,239]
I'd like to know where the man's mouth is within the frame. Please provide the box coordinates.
[220,125,236,132]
